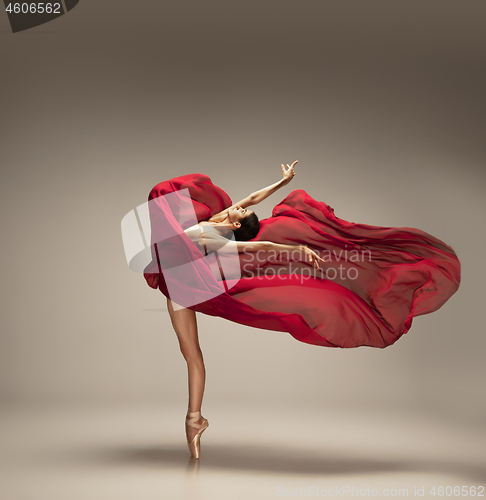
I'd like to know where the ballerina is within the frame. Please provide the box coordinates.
[142,161,460,459]
[164,162,322,458]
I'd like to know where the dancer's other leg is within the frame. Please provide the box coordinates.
[167,297,206,444]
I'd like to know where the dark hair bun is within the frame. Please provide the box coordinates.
[234,212,260,241]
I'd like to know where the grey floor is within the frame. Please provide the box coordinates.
[1,403,484,500]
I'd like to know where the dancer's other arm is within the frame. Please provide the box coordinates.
[208,237,324,270]
[248,160,298,205]
[236,240,324,269]
[208,161,298,221]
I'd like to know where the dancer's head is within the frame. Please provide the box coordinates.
[227,205,260,241]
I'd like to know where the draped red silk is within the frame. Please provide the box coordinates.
[143,174,461,349]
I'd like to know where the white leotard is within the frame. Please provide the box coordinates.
[183,222,218,254]
[183,222,235,254]
[183,222,241,280]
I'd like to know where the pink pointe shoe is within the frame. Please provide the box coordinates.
[185,410,209,459]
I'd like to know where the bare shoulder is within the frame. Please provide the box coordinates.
[207,194,255,222]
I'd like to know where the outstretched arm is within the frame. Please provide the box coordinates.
[235,240,325,270]
[208,161,298,221]
[203,233,324,270]
[249,160,298,205]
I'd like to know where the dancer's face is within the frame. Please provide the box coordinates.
[228,205,253,225]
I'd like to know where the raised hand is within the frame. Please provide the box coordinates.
[281,160,298,185]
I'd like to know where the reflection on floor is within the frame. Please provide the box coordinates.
[1,403,484,500]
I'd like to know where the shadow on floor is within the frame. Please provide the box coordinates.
[49,442,486,483]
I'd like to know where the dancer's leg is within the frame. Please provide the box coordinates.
[167,297,206,443]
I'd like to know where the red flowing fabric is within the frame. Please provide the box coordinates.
[143,174,461,349]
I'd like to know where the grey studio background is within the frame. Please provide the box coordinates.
[1,1,485,499]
